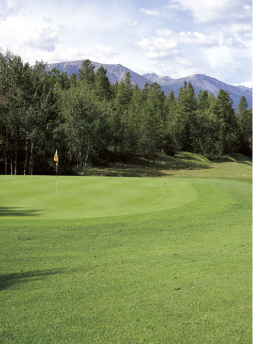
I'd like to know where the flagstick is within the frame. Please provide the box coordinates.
[56,163,58,194]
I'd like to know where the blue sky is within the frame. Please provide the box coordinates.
[0,0,252,86]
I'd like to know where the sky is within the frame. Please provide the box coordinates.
[0,0,252,86]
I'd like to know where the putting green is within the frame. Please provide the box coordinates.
[0,176,196,219]
[0,176,246,220]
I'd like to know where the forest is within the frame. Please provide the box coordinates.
[0,51,252,175]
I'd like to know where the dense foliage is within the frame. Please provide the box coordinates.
[0,51,252,174]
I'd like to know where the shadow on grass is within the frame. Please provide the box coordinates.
[0,268,76,290]
[0,207,40,217]
[86,159,212,178]
[101,167,173,178]
[237,161,252,166]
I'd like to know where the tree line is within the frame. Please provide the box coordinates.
[0,51,252,175]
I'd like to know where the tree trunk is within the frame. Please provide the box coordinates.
[84,143,90,168]
[4,155,7,175]
[120,140,124,156]
[14,138,17,175]
[5,124,8,175]
[28,142,34,175]
[114,139,117,155]
[24,137,28,175]
[242,115,245,144]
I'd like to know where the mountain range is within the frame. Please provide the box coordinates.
[45,60,252,110]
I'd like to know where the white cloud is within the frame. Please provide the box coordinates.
[234,82,252,88]
[1,20,62,53]
[0,0,22,20]
[158,29,219,47]
[229,23,252,35]
[220,23,252,50]
[139,5,175,18]
[221,34,247,49]
[43,17,53,24]
[171,0,252,24]
[154,59,197,79]
[140,8,160,16]
[92,44,119,59]
[24,27,60,52]
[127,18,138,27]
[74,44,119,63]
[136,29,219,60]
[202,45,252,80]
[225,24,252,44]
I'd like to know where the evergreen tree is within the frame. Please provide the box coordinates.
[69,73,78,87]
[113,72,133,155]
[216,89,237,154]
[125,85,142,155]
[78,59,95,87]
[164,91,178,155]
[94,66,111,101]
[196,89,210,153]
[148,82,166,151]
[237,96,252,156]
[138,83,164,162]
[176,81,197,152]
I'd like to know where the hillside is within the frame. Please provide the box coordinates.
[81,151,252,181]
[45,60,252,110]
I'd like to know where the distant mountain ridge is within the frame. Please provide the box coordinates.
[45,60,252,110]
[144,73,252,111]
[46,60,150,88]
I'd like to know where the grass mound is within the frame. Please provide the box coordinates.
[83,151,252,181]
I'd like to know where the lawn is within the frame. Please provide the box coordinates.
[0,153,252,343]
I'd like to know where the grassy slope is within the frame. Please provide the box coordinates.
[84,152,252,181]
[0,153,252,344]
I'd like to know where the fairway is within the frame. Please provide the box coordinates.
[0,170,252,343]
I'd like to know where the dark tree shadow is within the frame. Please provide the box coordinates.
[83,152,214,177]
[0,207,40,217]
[237,161,252,166]
[0,267,84,290]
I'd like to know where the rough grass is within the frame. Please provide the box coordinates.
[82,152,252,181]
[0,153,252,343]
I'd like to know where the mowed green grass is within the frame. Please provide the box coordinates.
[1,176,198,219]
[0,160,252,343]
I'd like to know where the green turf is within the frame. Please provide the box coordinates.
[0,156,252,343]
[1,176,197,219]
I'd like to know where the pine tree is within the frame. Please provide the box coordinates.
[237,96,252,156]
[95,66,111,101]
[163,91,177,155]
[176,82,197,152]
[113,73,133,155]
[78,59,95,86]
[125,85,143,155]
[216,89,237,154]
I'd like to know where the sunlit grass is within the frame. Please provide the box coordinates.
[0,154,252,343]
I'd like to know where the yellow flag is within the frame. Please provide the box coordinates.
[54,150,58,164]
